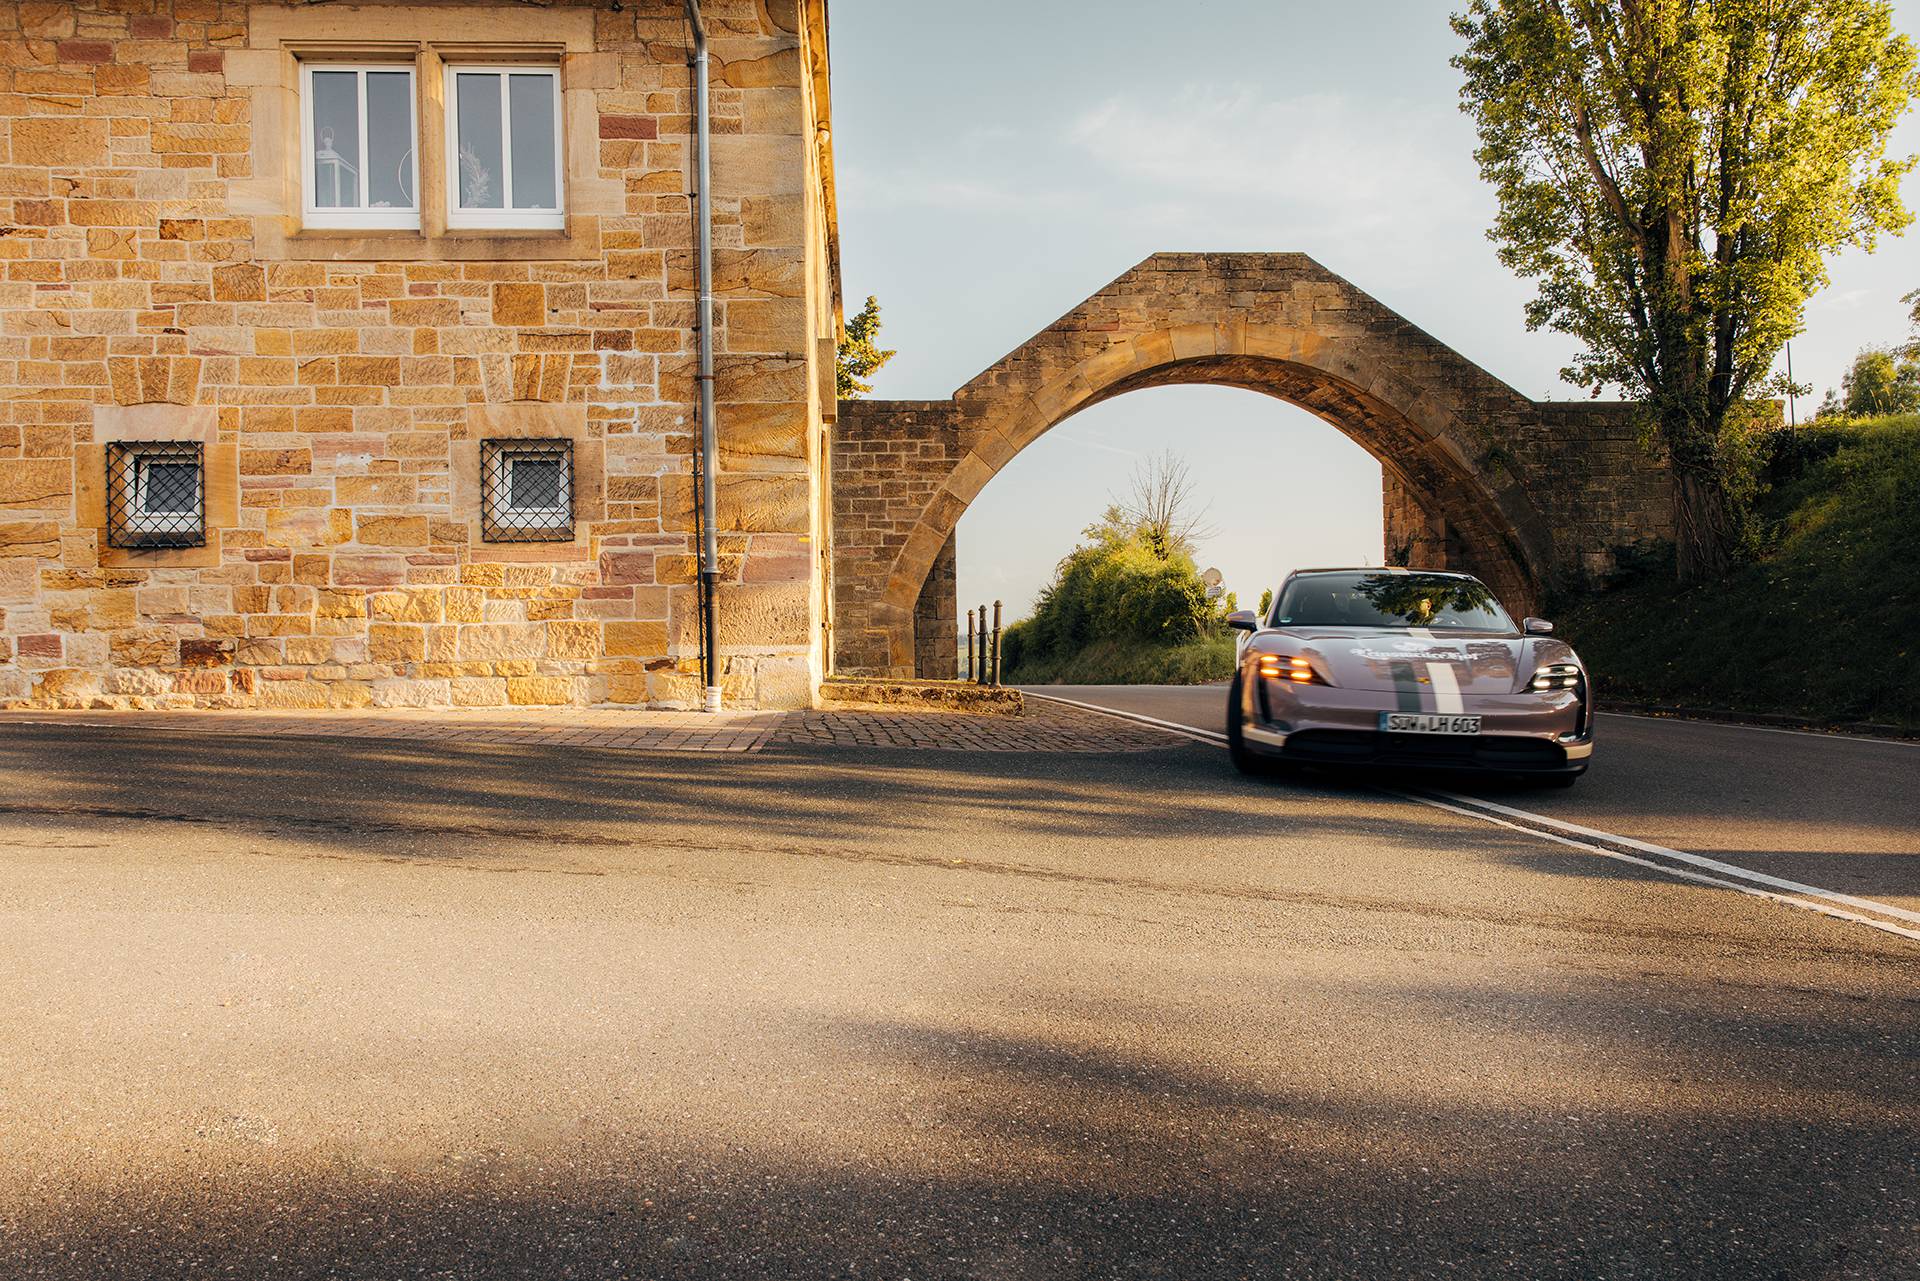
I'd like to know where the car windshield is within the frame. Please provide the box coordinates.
[1272,572,1514,631]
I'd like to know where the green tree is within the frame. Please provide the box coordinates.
[835,295,896,399]
[1823,346,1920,416]
[1453,0,1918,582]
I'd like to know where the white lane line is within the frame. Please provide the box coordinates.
[1405,793,1920,944]
[1424,789,1920,928]
[1031,692,1229,744]
[1025,690,1920,943]
[1598,711,1918,749]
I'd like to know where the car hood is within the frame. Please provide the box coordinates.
[1252,627,1581,696]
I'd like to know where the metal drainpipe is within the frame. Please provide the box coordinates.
[685,0,722,713]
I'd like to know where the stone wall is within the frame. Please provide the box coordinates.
[830,254,1674,678]
[0,0,839,710]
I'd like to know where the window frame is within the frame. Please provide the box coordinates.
[106,441,207,549]
[299,60,422,231]
[443,64,567,231]
[480,439,575,542]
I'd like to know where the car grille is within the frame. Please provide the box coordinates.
[1283,729,1566,770]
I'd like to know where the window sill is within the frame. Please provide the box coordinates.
[262,218,598,262]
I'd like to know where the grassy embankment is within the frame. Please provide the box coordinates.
[1561,415,1919,730]
[999,634,1236,685]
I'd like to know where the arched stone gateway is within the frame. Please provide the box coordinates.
[829,253,1672,678]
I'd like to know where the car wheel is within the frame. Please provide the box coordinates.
[1227,674,1269,777]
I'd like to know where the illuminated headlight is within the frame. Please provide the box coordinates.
[1257,654,1323,685]
[1529,662,1582,693]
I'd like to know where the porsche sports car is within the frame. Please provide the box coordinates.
[1225,568,1592,785]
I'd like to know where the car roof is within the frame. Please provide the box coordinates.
[1284,567,1475,579]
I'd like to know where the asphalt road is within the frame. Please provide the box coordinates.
[1,720,1916,1279]
[1038,684,1920,916]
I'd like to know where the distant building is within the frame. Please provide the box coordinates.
[0,0,840,709]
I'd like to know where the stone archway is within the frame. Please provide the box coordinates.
[830,253,1671,678]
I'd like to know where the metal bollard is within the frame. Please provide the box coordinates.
[964,607,974,681]
[976,605,989,685]
[991,600,1002,687]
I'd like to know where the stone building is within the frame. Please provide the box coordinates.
[0,0,839,710]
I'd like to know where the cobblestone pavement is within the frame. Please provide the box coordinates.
[0,697,1187,754]
[769,697,1185,751]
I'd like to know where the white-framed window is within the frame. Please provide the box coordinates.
[481,439,573,541]
[107,442,206,548]
[300,62,420,230]
[445,66,565,230]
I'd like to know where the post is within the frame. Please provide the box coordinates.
[976,606,988,685]
[991,600,1002,687]
[964,608,974,681]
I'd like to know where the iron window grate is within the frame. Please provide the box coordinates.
[481,438,574,542]
[106,441,206,549]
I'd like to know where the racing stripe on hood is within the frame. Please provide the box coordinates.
[1426,658,1465,713]
[1387,660,1425,712]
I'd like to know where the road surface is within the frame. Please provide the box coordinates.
[1036,683,1920,917]
[1,714,1915,1279]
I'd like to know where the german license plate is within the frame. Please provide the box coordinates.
[1380,712,1481,735]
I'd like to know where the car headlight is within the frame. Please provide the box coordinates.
[1529,662,1582,693]
[1257,654,1324,685]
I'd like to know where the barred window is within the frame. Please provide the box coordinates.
[107,442,206,549]
[481,439,573,541]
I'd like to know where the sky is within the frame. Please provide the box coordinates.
[829,0,1920,622]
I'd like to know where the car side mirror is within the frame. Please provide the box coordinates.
[1226,610,1258,633]
[1523,617,1554,635]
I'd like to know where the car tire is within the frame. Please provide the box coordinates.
[1227,674,1271,777]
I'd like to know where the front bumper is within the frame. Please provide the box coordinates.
[1239,679,1592,775]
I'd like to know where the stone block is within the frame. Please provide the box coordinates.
[12,118,111,168]
[0,460,70,510]
[545,620,601,659]
[256,679,332,710]
[492,283,545,326]
[506,675,575,705]
[603,619,669,656]
[450,676,507,706]
[356,514,430,546]
[458,623,546,661]
[367,678,450,709]
[369,588,443,623]
[367,623,426,663]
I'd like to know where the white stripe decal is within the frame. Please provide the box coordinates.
[1427,661,1465,714]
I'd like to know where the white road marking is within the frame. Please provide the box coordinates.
[1031,692,1229,744]
[1424,789,1920,928]
[1598,710,1917,749]
[1024,690,1920,944]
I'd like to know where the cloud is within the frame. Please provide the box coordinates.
[1064,85,1488,270]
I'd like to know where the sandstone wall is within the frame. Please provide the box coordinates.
[0,0,836,710]
[829,255,1675,678]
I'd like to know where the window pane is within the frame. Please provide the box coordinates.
[141,463,200,515]
[310,71,362,208]
[508,74,558,210]
[509,459,564,511]
[454,72,504,209]
[365,71,414,210]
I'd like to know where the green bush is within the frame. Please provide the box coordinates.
[1563,415,1920,728]
[1002,525,1226,684]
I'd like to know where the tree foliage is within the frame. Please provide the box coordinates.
[835,295,896,399]
[1821,346,1920,416]
[1452,0,1919,582]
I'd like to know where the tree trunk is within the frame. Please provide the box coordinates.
[1671,463,1736,584]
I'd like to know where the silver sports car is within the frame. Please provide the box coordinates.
[1225,568,1593,785]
